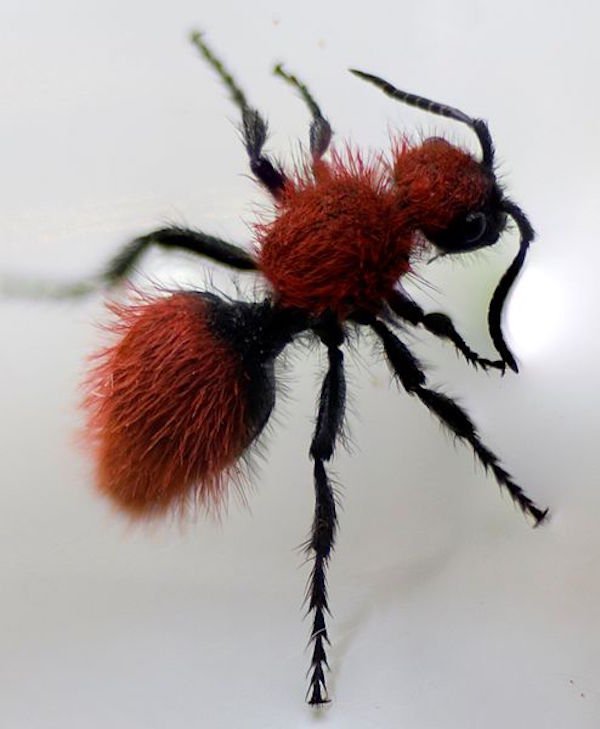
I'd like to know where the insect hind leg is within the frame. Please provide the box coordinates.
[0,274,98,300]
[305,316,346,705]
[2,226,257,300]
[104,226,257,283]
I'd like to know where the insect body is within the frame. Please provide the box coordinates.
[54,33,549,705]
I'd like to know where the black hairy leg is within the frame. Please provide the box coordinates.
[103,226,257,283]
[305,316,346,705]
[387,289,505,372]
[371,318,548,525]
[273,64,332,160]
[190,32,287,196]
[1,227,257,300]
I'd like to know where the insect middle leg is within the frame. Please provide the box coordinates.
[371,318,548,524]
[306,316,346,705]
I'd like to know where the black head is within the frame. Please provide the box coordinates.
[427,182,508,255]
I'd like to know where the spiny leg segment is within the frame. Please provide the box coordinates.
[387,290,505,372]
[273,64,332,160]
[190,31,286,195]
[371,318,548,525]
[306,316,346,705]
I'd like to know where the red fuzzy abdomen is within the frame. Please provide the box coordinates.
[257,156,414,317]
[83,293,254,518]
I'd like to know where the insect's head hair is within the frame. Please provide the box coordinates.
[350,69,533,372]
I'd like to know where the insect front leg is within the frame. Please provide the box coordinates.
[305,316,346,705]
[387,290,505,372]
[371,318,548,525]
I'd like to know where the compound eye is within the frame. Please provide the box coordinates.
[429,208,504,254]
[463,212,487,243]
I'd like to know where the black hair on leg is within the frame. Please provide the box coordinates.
[306,316,346,705]
[387,290,505,372]
[371,318,548,525]
[273,64,332,160]
[190,32,287,195]
[104,226,257,284]
[2,226,258,300]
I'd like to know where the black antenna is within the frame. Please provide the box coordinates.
[488,199,534,372]
[350,69,495,167]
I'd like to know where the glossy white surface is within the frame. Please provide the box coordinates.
[2,2,599,727]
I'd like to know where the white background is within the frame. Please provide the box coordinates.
[1,1,599,727]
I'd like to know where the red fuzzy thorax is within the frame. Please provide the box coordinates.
[83,293,252,517]
[257,151,415,318]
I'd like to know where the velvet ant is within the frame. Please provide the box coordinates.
[10,32,548,705]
